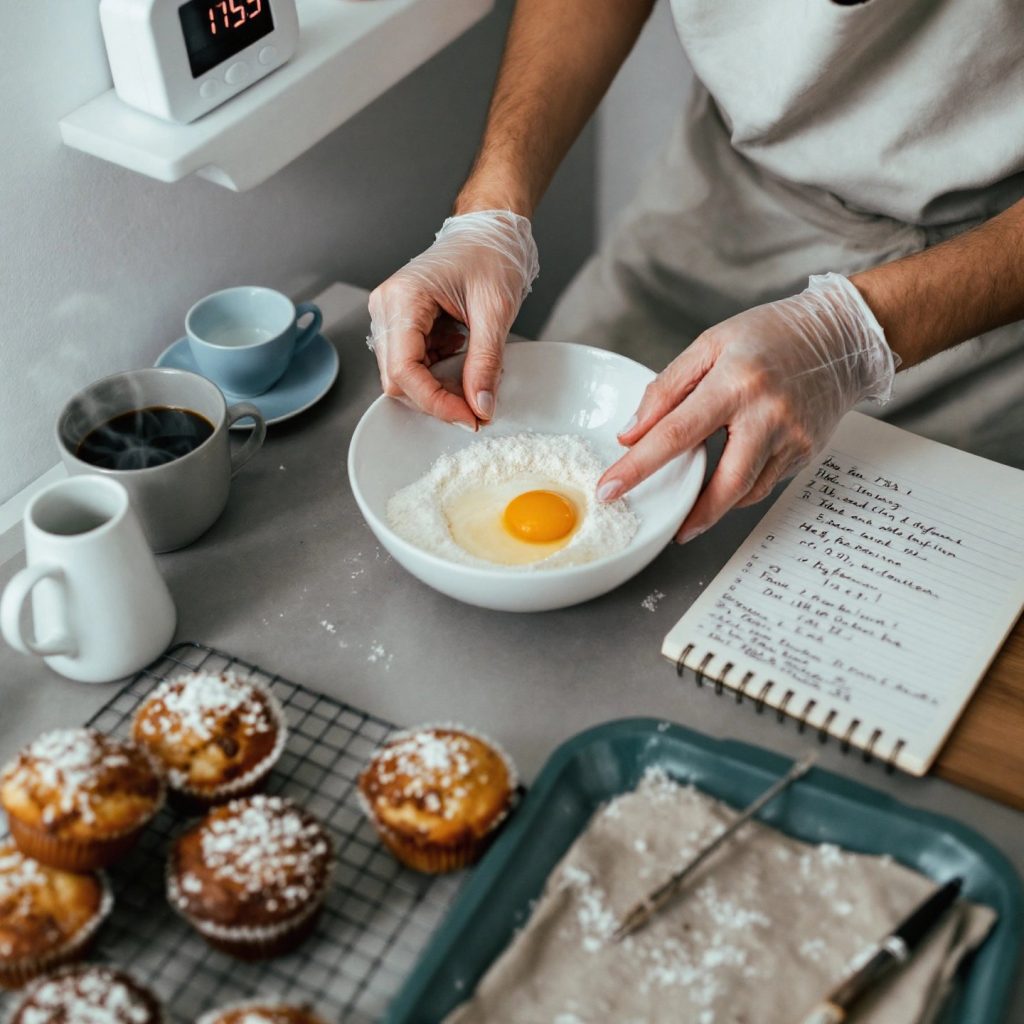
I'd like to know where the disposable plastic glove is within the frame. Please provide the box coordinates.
[597,273,898,542]
[368,210,540,429]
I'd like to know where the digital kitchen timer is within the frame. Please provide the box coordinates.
[100,0,299,124]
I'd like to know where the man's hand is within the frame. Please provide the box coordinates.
[368,211,539,429]
[367,0,653,427]
[597,274,898,543]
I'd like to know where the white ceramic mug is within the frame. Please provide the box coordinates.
[0,476,177,683]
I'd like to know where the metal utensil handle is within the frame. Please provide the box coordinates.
[651,750,817,904]
[615,750,818,939]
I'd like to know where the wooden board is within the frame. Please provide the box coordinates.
[934,613,1024,809]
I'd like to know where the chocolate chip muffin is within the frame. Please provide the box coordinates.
[132,670,286,807]
[167,794,333,959]
[8,965,163,1023]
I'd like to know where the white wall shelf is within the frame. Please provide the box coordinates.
[59,0,494,191]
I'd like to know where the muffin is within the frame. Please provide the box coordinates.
[132,670,286,807]
[197,1002,328,1024]
[0,728,164,871]
[358,725,518,873]
[0,843,113,989]
[167,794,333,959]
[7,965,163,1023]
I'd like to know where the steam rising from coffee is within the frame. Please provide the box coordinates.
[76,407,214,470]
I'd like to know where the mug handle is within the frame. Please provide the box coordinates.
[292,302,324,357]
[226,402,267,478]
[1,564,77,657]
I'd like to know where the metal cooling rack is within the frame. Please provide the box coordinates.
[0,642,466,1022]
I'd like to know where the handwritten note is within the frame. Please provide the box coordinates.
[663,413,1024,775]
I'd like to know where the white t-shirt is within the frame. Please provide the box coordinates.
[671,0,1024,227]
[543,0,1024,466]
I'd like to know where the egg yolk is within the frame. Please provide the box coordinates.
[503,490,577,543]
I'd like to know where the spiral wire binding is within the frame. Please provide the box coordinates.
[735,671,754,705]
[674,646,908,773]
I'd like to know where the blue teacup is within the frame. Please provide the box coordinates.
[185,286,323,397]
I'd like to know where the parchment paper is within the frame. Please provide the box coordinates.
[445,769,995,1024]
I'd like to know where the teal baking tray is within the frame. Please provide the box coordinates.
[385,719,1023,1024]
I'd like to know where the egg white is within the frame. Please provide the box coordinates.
[444,478,585,566]
[386,433,639,571]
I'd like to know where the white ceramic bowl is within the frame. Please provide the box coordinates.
[348,341,706,612]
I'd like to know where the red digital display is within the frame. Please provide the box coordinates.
[179,0,275,78]
[206,0,263,35]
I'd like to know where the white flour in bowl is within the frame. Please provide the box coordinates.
[385,433,639,570]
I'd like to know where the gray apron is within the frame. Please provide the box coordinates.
[542,0,1024,467]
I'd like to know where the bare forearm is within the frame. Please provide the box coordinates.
[455,0,654,217]
[851,197,1024,368]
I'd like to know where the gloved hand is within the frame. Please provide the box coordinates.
[368,210,540,429]
[597,273,898,542]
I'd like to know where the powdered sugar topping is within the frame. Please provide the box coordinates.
[138,671,274,745]
[197,1005,322,1024]
[188,796,330,913]
[2,729,139,826]
[365,728,513,823]
[18,969,153,1024]
[0,846,48,954]
[0,845,45,903]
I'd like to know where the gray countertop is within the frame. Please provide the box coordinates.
[2,284,1021,1017]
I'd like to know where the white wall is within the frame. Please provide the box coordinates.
[595,0,692,239]
[0,0,595,502]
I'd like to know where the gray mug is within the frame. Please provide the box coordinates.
[56,368,266,553]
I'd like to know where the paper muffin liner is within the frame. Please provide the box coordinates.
[7,964,166,1022]
[7,773,166,872]
[166,819,334,961]
[167,875,329,960]
[134,676,289,811]
[357,722,520,874]
[195,998,326,1024]
[371,820,501,874]
[0,871,113,990]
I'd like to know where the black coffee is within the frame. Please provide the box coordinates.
[76,406,214,470]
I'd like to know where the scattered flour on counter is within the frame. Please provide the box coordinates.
[641,590,666,612]
[367,642,393,669]
[386,433,639,570]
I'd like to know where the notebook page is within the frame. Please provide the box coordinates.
[663,413,1024,775]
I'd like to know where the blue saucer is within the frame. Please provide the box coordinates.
[155,335,340,429]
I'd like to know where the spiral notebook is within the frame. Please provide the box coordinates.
[664,412,1024,776]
